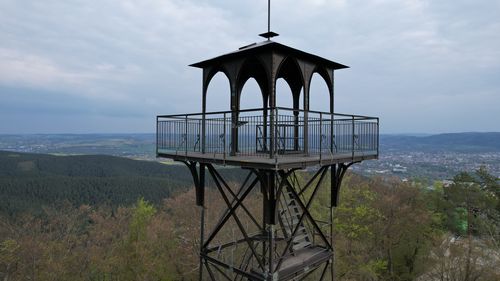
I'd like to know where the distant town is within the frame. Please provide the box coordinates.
[1,132,499,182]
[354,150,500,181]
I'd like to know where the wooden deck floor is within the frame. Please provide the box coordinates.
[157,149,377,169]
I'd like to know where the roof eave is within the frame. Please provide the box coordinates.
[189,41,350,70]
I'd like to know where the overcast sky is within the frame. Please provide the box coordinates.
[0,0,499,134]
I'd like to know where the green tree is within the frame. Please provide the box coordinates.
[0,239,20,281]
[129,197,156,243]
[422,167,500,281]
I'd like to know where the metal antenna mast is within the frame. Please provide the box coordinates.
[268,0,271,33]
[260,0,279,39]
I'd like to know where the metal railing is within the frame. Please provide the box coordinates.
[157,107,379,159]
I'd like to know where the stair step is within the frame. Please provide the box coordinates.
[280,211,300,221]
[283,226,308,237]
[282,214,300,220]
[282,217,299,224]
[296,226,306,232]
[293,233,309,241]
[282,221,301,230]
[280,186,314,253]
[292,240,312,250]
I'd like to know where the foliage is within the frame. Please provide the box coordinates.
[0,199,182,281]
[0,163,498,281]
[421,167,500,281]
[0,150,247,217]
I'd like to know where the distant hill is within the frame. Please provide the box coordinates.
[0,151,243,216]
[381,132,500,152]
[2,132,499,158]
[0,133,155,159]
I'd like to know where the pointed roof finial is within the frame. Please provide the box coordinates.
[259,0,279,40]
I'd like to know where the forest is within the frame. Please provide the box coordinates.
[0,152,499,280]
[0,151,246,216]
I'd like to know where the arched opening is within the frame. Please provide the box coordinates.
[239,78,264,110]
[237,57,268,111]
[275,78,294,109]
[237,78,266,154]
[309,72,331,113]
[275,57,304,111]
[275,58,305,153]
[206,72,231,112]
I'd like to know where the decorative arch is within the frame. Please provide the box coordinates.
[239,78,266,110]
[275,78,294,108]
[236,57,270,110]
[203,65,231,95]
[202,65,232,113]
[307,66,334,113]
[308,66,332,91]
[205,72,232,112]
[275,56,304,110]
[309,73,332,113]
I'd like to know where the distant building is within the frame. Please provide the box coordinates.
[392,164,407,173]
[442,180,454,187]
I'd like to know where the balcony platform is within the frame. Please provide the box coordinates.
[157,108,379,169]
[157,150,377,170]
[244,246,332,280]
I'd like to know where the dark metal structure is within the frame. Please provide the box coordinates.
[156,35,379,280]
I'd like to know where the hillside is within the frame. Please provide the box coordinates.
[0,151,243,216]
[381,132,500,152]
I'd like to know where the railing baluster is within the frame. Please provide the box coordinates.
[185,115,188,157]
[156,108,378,161]
[351,116,355,160]
[157,117,159,154]
[319,112,322,163]
[223,112,227,161]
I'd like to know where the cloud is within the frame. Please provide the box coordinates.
[0,48,88,87]
[0,0,499,133]
[0,48,142,95]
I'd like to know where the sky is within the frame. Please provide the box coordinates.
[0,0,499,134]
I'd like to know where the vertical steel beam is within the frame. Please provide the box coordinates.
[267,171,276,278]
[198,163,206,281]
[199,206,205,281]
[303,85,309,155]
[156,116,159,156]
[320,112,323,163]
[330,162,356,281]
[351,116,355,160]
[230,82,238,156]
[185,115,188,157]
[270,108,275,158]
[330,208,335,281]
[329,70,334,115]
[202,73,207,154]
[292,94,300,151]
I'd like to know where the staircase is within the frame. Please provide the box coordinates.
[279,185,312,252]
[245,184,328,280]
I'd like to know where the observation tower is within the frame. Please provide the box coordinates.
[156,5,379,280]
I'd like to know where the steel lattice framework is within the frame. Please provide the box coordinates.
[156,37,379,280]
[182,162,355,280]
